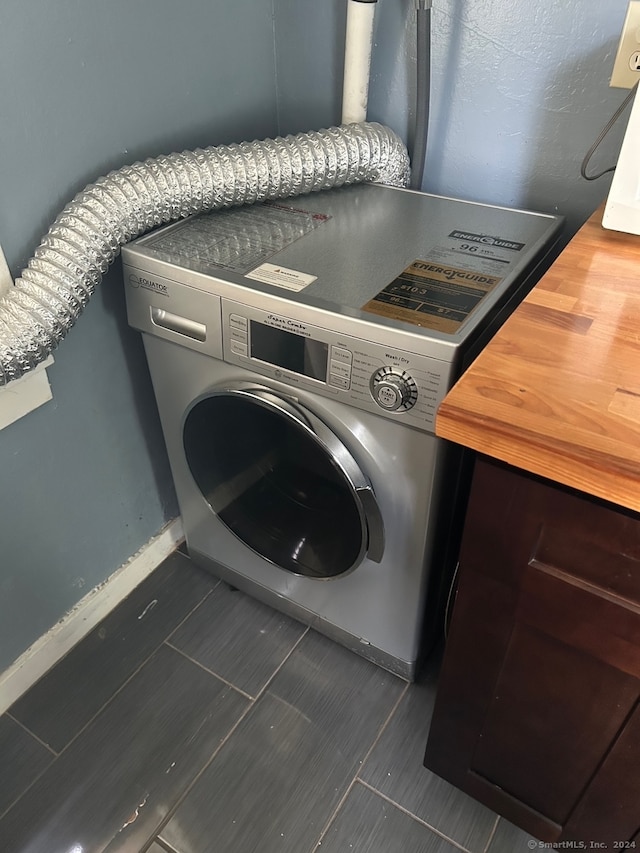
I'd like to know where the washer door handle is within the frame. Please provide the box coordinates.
[356,486,385,563]
[227,383,385,564]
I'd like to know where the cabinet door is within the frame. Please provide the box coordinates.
[424,457,640,843]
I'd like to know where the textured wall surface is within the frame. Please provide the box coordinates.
[274,0,632,239]
[273,0,346,134]
[0,0,278,671]
[368,0,632,237]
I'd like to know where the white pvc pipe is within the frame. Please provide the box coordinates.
[0,245,12,297]
[342,0,377,125]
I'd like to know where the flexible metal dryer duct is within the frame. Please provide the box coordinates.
[0,121,409,386]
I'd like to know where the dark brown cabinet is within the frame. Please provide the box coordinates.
[424,456,640,845]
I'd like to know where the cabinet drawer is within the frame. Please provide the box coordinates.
[464,457,640,606]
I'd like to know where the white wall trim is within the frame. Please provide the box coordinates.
[0,517,184,715]
[0,356,55,430]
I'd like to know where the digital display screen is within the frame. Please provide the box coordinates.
[250,321,328,382]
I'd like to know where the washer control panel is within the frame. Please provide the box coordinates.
[221,299,452,433]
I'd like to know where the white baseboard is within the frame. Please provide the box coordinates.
[0,517,184,715]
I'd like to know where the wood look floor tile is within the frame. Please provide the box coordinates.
[317,782,467,853]
[0,715,53,818]
[0,645,248,853]
[486,817,540,852]
[161,632,405,853]
[359,669,497,851]
[9,552,216,751]
[168,581,306,697]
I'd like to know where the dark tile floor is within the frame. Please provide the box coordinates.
[0,550,536,852]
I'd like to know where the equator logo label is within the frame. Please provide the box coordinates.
[129,274,169,295]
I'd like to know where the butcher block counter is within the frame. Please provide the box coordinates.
[424,207,640,847]
[437,204,640,511]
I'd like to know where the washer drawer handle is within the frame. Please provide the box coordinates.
[151,307,206,342]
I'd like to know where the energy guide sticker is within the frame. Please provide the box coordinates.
[362,260,502,333]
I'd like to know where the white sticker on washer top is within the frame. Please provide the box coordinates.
[245,263,316,291]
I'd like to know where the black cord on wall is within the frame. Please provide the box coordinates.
[581,82,638,181]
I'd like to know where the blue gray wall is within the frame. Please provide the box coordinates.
[370,0,632,238]
[273,0,346,133]
[1,0,633,673]
[0,0,278,672]
[275,0,632,239]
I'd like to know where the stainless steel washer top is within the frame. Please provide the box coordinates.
[124,182,562,344]
[123,183,562,435]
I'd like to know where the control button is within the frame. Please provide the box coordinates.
[229,313,248,330]
[330,346,353,364]
[377,386,400,409]
[329,374,350,390]
[230,328,248,344]
[230,340,248,357]
[329,360,352,379]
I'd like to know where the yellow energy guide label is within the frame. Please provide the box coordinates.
[362,260,503,334]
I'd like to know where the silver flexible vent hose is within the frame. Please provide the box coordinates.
[0,121,409,386]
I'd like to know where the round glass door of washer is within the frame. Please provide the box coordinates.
[182,389,376,578]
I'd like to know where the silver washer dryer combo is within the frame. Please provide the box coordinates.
[124,183,561,678]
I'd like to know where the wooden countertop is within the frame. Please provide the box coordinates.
[436,206,640,512]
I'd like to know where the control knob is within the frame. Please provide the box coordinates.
[370,367,418,412]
